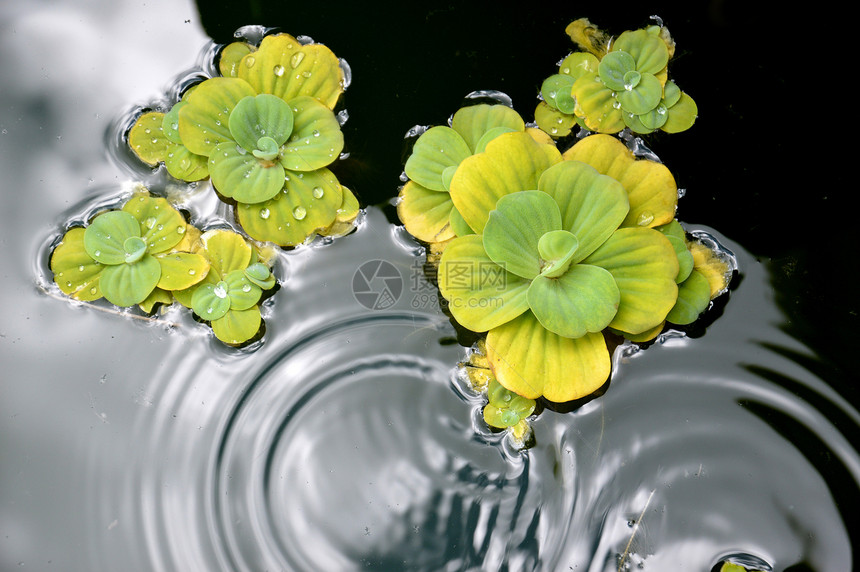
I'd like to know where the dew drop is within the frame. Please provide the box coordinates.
[290,52,305,68]
[156,224,164,231]
[206,307,214,314]
[260,208,270,219]
[188,269,196,275]
[312,129,320,137]
[292,206,307,220]
[94,250,101,257]
[90,287,98,295]
[301,71,312,78]
[65,281,72,288]
[244,56,256,68]
[242,284,252,293]
[179,158,191,170]
[78,265,85,272]
[144,217,157,229]
[213,284,228,299]
[637,211,654,226]
[273,64,285,76]
[144,128,151,134]
[312,186,324,199]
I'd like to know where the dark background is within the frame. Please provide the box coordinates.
[193,1,857,387]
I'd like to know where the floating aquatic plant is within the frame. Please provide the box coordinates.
[535,18,697,137]
[128,32,360,247]
[50,190,277,345]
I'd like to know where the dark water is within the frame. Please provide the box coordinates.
[2,1,858,571]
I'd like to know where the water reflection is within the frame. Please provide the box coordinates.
[2,1,859,570]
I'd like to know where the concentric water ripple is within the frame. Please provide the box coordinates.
[70,211,860,571]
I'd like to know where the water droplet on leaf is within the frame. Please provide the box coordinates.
[293,206,307,220]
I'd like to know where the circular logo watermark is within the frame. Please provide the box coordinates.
[352,260,403,310]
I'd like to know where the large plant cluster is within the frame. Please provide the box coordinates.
[397,18,733,440]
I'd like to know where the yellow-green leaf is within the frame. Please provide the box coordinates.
[200,229,253,278]
[438,235,531,332]
[396,181,455,243]
[236,167,342,246]
[562,134,677,229]
[449,131,561,234]
[486,312,610,402]
[178,77,256,156]
[238,34,343,109]
[451,104,525,153]
[212,306,262,345]
[155,252,209,291]
[583,227,678,335]
[128,112,171,166]
[50,227,103,301]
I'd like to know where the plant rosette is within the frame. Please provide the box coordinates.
[397,103,544,244]
[129,32,357,247]
[535,18,697,136]
[50,192,209,311]
[173,228,277,345]
[437,130,691,402]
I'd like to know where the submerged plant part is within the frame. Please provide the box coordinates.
[535,18,697,136]
[128,32,359,247]
[397,103,550,244]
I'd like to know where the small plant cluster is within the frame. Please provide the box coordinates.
[48,30,361,346]
[397,19,732,441]
[535,18,697,137]
[50,191,278,345]
[128,32,359,247]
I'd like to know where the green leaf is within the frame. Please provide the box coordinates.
[223,269,262,310]
[449,204,474,237]
[139,287,173,313]
[155,252,209,291]
[236,167,343,246]
[450,131,561,234]
[128,112,171,165]
[541,74,577,114]
[178,77,257,156]
[662,92,698,133]
[244,262,276,290]
[558,52,600,79]
[616,72,663,115]
[161,102,185,145]
[84,211,141,265]
[570,73,625,133]
[191,281,232,321]
[666,269,711,325]
[228,93,294,152]
[483,378,536,429]
[237,34,343,109]
[99,254,161,307]
[598,50,636,91]
[473,126,518,155]
[200,229,253,278]
[121,194,187,254]
[209,141,286,204]
[662,80,682,108]
[211,306,262,345]
[396,181,455,243]
[537,160,629,261]
[451,104,525,153]
[527,264,619,338]
[50,227,103,301]
[583,227,678,335]
[482,191,561,280]
[163,145,209,181]
[612,29,669,76]
[404,126,472,191]
[486,312,610,402]
[437,235,531,332]
[637,104,669,131]
[279,96,343,171]
[536,230,579,278]
[657,220,693,283]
